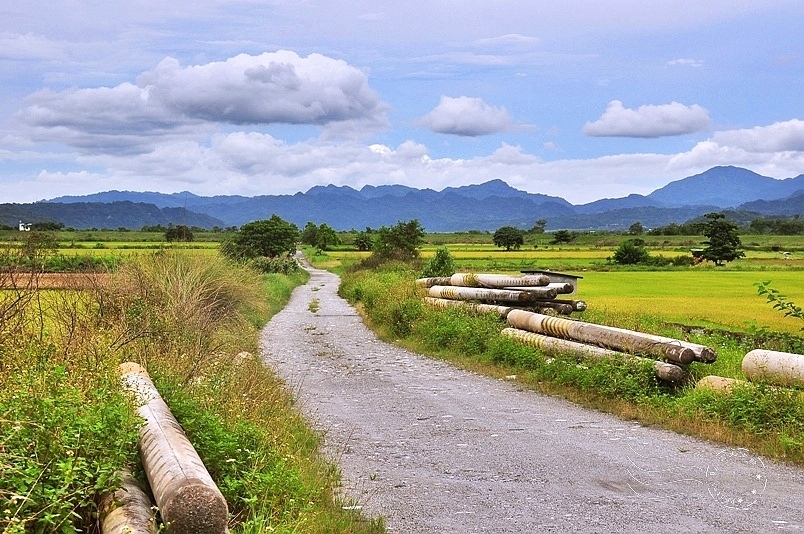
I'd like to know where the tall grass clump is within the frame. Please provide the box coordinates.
[2,249,383,532]
[2,242,140,533]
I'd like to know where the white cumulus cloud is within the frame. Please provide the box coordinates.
[582,100,711,138]
[711,119,804,153]
[418,96,517,136]
[12,51,387,154]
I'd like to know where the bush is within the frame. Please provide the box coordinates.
[249,255,301,274]
[612,239,650,265]
[421,247,455,277]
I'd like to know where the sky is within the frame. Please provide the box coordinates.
[1,0,803,205]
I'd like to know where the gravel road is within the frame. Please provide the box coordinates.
[260,261,804,533]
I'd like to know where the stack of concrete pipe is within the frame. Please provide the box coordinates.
[417,272,587,316]
[105,363,229,534]
[419,272,718,384]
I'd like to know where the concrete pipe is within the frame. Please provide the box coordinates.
[429,285,557,303]
[450,273,550,288]
[415,276,453,288]
[594,324,716,363]
[501,328,688,383]
[120,363,229,534]
[695,375,745,394]
[742,349,804,387]
[506,309,695,365]
[100,470,158,534]
[423,297,513,318]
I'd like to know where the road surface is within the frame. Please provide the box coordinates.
[260,262,804,533]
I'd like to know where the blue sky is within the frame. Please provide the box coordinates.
[1,0,803,204]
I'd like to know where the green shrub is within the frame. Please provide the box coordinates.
[421,247,455,277]
[0,347,139,533]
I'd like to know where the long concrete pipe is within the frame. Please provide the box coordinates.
[119,363,229,534]
[506,309,695,365]
[502,328,689,383]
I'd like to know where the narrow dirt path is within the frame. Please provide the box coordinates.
[260,262,804,533]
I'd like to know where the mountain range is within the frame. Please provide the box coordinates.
[3,166,804,232]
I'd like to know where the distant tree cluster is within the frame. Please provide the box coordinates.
[300,222,340,251]
[165,224,194,242]
[748,217,804,235]
[647,221,706,236]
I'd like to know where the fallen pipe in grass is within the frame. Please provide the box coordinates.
[100,469,158,534]
[450,272,551,288]
[506,309,696,365]
[742,349,804,387]
[119,362,229,534]
[501,327,689,384]
[429,285,558,303]
[423,296,513,318]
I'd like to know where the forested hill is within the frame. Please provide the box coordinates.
[4,166,803,231]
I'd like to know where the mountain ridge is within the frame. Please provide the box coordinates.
[4,166,802,231]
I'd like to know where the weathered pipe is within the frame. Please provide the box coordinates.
[429,285,558,303]
[415,276,453,288]
[450,273,550,288]
[506,309,695,365]
[504,282,575,294]
[695,375,745,394]
[501,328,689,383]
[119,363,229,534]
[532,302,575,315]
[100,469,158,534]
[742,349,804,387]
[423,297,513,318]
[593,324,716,363]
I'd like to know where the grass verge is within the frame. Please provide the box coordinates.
[1,251,384,533]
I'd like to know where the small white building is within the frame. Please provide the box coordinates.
[18,221,31,231]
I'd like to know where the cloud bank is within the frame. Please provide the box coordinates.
[13,51,388,154]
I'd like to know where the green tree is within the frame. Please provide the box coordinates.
[314,223,339,251]
[628,221,644,235]
[612,239,650,265]
[550,229,578,245]
[165,224,194,242]
[220,215,299,260]
[493,226,525,251]
[529,219,547,234]
[701,212,744,266]
[300,222,319,246]
[353,229,374,251]
[372,219,425,261]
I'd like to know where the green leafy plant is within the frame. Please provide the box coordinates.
[757,280,804,327]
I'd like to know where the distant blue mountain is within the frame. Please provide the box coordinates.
[29,166,804,231]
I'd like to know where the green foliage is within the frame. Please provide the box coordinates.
[300,222,340,251]
[757,281,804,327]
[353,229,373,251]
[165,224,194,242]
[249,255,301,275]
[492,226,525,251]
[612,239,650,265]
[421,247,455,277]
[370,219,425,262]
[528,219,547,234]
[221,215,299,260]
[701,212,745,266]
[550,229,579,245]
[628,221,644,235]
[0,348,139,533]
[749,217,804,235]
